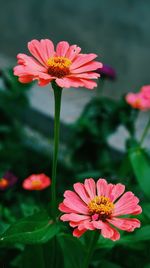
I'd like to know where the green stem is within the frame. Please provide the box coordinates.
[140,117,150,146]
[83,231,99,268]
[51,81,62,221]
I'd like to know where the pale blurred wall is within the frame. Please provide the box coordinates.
[0,0,150,97]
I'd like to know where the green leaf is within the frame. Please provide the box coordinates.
[128,148,150,198]
[121,225,150,242]
[99,260,122,268]
[58,234,85,268]
[21,245,45,268]
[0,211,59,245]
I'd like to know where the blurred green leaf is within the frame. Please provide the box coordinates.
[0,211,59,245]
[21,245,45,268]
[98,260,122,268]
[58,234,85,268]
[129,148,150,199]
[121,226,150,242]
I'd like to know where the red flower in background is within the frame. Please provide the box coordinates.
[0,171,18,191]
[126,85,150,110]
[14,39,102,89]
[59,178,142,241]
[22,173,51,191]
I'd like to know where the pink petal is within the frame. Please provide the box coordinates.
[38,79,52,86]
[56,41,70,57]
[56,77,84,88]
[60,213,90,222]
[65,45,81,60]
[16,53,46,72]
[107,217,141,232]
[18,76,33,83]
[80,79,98,89]
[59,202,78,213]
[100,222,120,241]
[78,220,95,231]
[63,190,89,214]
[70,54,98,70]
[84,178,96,199]
[113,192,141,216]
[96,178,108,196]
[110,183,125,202]
[69,72,100,79]
[73,228,86,237]
[71,61,102,74]
[28,39,54,66]
[73,182,90,204]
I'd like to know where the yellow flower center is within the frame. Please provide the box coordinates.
[47,56,71,78]
[0,178,9,188]
[88,196,114,220]
[31,180,42,190]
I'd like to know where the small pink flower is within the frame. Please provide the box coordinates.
[59,178,142,241]
[14,39,102,89]
[22,173,51,190]
[126,85,150,110]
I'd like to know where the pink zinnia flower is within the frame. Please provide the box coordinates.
[126,85,150,110]
[59,178,142,241]
[13,39,102,89]
[22,173,51,190]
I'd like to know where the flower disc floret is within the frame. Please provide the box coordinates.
[47,56,71,78]
[88,196,114,220]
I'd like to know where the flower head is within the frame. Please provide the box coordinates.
[59,178,142,241]
[126,85,150,110]
[96,64,116,80]
[14,39,103,89]
[0,171,18,190]
[22,173,51,191]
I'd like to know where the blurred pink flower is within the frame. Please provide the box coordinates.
[22,173,51,191]
[14,39,102,89]
[59,178,142,241]
[126,85,150,110]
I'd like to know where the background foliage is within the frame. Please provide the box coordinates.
[0,69,150,267]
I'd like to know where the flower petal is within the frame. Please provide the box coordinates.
[28,39,54,66]
[96,178,108,196]
[80,79,98,89]
[84,178,96,199]
[65,45,81,60]
[70,54,98,70]
[107,217,141,232]
[110,183,125,202]
[63,190,89,214]
[73,182,90,204]
[71,61,102,74]
[113,192,142,216]
[73,228,86,237]
[59,202,77,213]
[60,213,90,222]
[56,41,70,57]
[56,77,84,88]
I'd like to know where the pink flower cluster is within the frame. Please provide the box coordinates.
[126,85,150,110]
[59,178,142,241]
[14,39,102,89]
